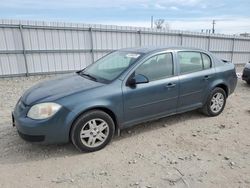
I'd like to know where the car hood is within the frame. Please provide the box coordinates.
[21,73,104,105]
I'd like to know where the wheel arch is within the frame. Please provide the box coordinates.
[69,106,119,141]
[203,81,229,105]
[214,83,229,97]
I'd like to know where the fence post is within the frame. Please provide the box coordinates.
[19,24,29,76]
[138,30,142,47]
[207,35,211,51]
[179,33,183,46]
[231,37,235,63]
[89,27,95,63]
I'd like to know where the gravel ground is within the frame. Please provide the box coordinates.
[0,67,250,188]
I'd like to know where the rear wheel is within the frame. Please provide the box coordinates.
[202,87,226,116]
[247,80,250,85]
[70,110,115,152]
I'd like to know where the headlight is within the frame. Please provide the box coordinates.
[27,102,62,120]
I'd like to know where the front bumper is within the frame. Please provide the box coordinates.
[242,67,250,81]
[12,101,73,144]
[17,130,45,142]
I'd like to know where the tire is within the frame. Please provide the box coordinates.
[247,80,250,85]
[70,110,115,152]
[201,87,227,117]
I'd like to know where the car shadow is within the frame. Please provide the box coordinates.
[116,110,206,141]
[0,125,79,164]
[242,82,250,88]
[0,110,207,165]
[237,78,249,86]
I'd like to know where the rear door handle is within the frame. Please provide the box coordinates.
[165,83,176,88]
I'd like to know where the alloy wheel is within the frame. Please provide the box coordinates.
[210,92,225,113]
[80,118,109,148]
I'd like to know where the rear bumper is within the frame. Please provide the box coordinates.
[242,68,250,81]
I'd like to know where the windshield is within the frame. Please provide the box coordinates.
[81,51,142,83]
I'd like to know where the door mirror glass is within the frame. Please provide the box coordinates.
[128,74,149,86]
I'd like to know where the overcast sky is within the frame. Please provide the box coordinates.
[0,0,250,34]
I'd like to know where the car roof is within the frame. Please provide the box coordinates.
[119,46,207,54]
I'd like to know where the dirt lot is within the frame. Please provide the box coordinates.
[0,69,249,188]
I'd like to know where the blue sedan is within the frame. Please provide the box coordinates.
[13,47,237,152]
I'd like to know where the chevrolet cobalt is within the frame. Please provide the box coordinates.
[13,47,237,152]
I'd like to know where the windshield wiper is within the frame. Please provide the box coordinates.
[78,72,97,81]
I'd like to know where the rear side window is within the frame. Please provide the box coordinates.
[178,52,203,74]
[202,53,212,69]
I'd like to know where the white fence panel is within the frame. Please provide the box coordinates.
[210,38,233,51]
[0,19,250,77]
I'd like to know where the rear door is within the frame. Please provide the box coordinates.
[177,51,216,112]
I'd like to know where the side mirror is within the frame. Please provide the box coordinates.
[127,74,149,86]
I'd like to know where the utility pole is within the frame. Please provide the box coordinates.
[151,16,154,29]
[212,20,216,34]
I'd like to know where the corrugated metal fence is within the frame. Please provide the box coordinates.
[0,19,250,77]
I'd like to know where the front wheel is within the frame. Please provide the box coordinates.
[201,87,227,117]
[70,110,115,152]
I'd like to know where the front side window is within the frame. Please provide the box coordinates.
[135,53,173,81]
[178,52,203,74]
[82,51,142,82]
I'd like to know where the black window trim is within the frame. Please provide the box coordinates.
[201,52,212,70]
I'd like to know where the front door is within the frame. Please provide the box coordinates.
[122,52,179,126]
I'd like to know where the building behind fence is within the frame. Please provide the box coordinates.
[0,19,250,77]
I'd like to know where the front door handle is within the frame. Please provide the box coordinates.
[203,75,211,80]
[165,83,176,88]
